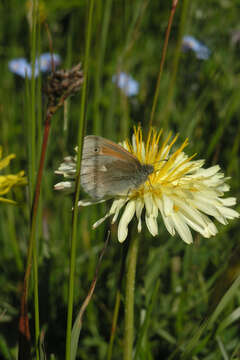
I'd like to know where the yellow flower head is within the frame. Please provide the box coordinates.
[0,147,27,204]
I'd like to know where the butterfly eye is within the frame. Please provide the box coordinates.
[94,147,100,153]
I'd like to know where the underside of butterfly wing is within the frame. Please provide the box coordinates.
[80,135,152,199]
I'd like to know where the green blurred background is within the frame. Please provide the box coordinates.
[0,0,240,359]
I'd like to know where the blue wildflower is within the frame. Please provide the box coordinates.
[112,72,139,96]
[36,53,61,73]
[182,35,211,60]
[8,58,35,78]
[8,53,61,78]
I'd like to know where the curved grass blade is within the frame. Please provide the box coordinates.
[70,232,110,360]
[134,280,160,359]
[180,275,240,359]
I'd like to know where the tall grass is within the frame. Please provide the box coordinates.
[0,1,240,359]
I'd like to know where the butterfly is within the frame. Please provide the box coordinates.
[80,135,154,200]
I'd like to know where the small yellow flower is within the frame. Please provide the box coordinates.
[55,127,239,244]
[0,147,27,204]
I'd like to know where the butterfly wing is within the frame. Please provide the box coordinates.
[80,136,144,199]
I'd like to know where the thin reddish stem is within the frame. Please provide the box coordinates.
[149,0,179,128]
[18,112,52,359]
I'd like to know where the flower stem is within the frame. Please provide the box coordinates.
[29,0,37,204]
[123,235,139,360]
[107,290,121,360]
[65,1,94,359]
[108,243,128,360]
[18,1,40,358]
[149,0,178,128]
[19,112,52,360]
[162,0,189,128]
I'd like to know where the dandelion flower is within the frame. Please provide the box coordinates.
[0,147,27,204]
[54,127,239,244]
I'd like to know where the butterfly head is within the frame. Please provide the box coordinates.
[142,164,154,177]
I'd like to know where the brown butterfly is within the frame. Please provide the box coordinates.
[80,136,154,200]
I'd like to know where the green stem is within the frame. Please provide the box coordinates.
[149,0,178,128]
[107,290,121,360]
[162,0,189,128]
[7,207,23,272]
[107,240,128,360]
[31,117,52,360]
[123,235,139,360]
[32,219,40,360]
[65,1,95,359]
[19,113,52,359]
[29,0,37,204]
[93,0,112,134]
[31,1,40,358]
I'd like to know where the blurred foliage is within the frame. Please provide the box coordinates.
[0,0,240,359]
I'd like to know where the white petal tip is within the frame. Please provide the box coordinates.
[54,181,73,190]
[118,233,127,243]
